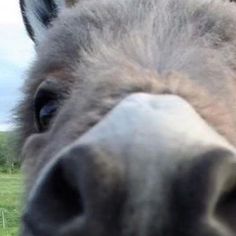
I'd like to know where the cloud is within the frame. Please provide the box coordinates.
[0,123,14,132]
[0,1,26,27]
[0,62,25,126]
[0,26,34,67]
[0,1,34,131]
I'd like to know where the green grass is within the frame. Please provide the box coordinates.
[0,173,23,236]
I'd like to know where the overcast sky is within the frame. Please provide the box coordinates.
[0,1,34,131]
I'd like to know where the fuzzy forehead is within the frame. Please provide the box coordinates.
[28,0,236,109]
[33,0,236,74]
[18,0,236,145]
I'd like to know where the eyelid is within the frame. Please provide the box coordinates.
[34,79,65,110]
[34,79,61,98]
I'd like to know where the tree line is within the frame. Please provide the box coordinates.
[0,131,20,173]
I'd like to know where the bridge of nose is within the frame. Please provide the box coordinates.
[79,93,233,156]
[77,93,236,235]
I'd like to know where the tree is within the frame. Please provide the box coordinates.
[0,131,20,173]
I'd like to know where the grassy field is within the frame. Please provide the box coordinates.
[0,173,23,236]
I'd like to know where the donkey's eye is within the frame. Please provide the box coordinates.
[34,79,65,132]
[37,100,58,132]
[34,89,59,132]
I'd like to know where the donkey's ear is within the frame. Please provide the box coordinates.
[20,0,69,42]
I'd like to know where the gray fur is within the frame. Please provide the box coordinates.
[18,0,236,235]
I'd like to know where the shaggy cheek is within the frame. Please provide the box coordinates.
[22,133,47,159]
[21,134,48,187]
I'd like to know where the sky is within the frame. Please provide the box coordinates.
[0,1,34,131]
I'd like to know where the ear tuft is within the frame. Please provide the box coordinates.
[20,0,65,42]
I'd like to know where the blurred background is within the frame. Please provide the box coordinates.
[0,1,34,235]
[0,0,34,131]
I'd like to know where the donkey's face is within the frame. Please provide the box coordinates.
[19,0,236,235]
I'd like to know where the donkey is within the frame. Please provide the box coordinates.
[18,0,236,235]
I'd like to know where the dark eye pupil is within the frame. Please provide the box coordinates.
[39,101,58,131]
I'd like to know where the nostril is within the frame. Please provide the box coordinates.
[171,148,236,232]
[215,187,236,232]
[23,156,84,236]
[214,160,236,233]
[23,145,125,236]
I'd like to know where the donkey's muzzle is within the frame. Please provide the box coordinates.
[22,94,236,236]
